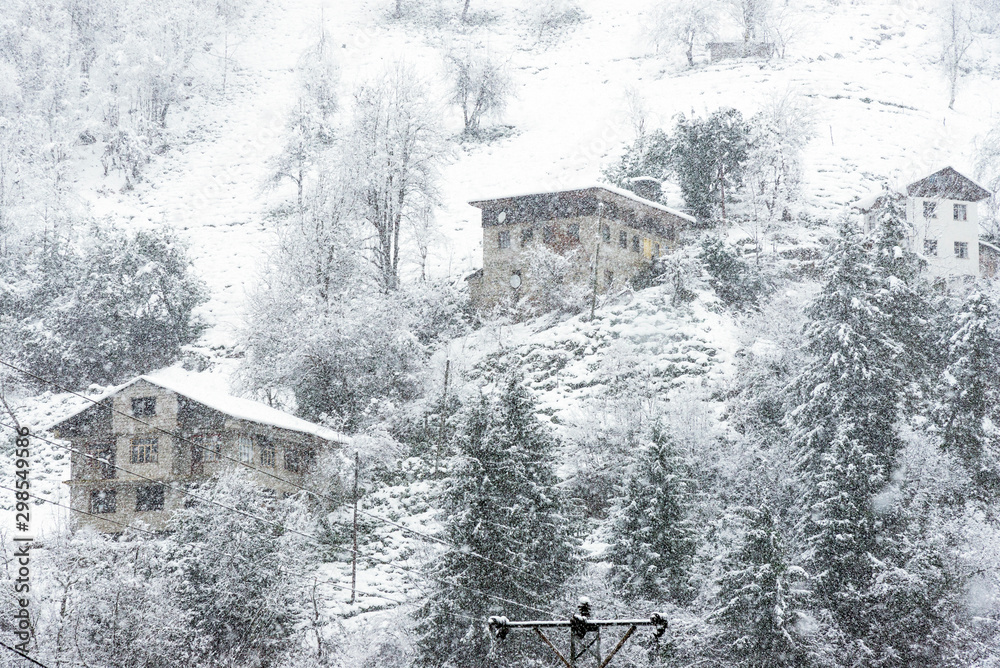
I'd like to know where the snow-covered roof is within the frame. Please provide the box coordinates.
[853,187,904,212]
[468,183,697,224]
[49,374,351,445]
[906,166,991,202]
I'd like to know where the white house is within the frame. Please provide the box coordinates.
[858,167,994,280]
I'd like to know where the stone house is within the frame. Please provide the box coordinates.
[858,166,994,279]
[466,185,696,311]
[49,375,350,532]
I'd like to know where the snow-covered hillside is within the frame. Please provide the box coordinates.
[61,0,1000,351]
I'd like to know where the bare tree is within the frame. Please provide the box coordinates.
[648,0,717,67]
[975,125,1000,238]
[940,0,978,110]
[445,48,514,137]
[726,0,770,43]
[269,30,339,221]
[345,64,447,292]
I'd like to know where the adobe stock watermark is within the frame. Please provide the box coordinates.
[12,425,32,654]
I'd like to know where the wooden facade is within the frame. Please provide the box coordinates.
[50,377,349,532]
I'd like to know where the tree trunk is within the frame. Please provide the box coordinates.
[461,0,471,22]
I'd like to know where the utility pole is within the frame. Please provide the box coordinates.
[436,359,450,478]
[489,598,667,668]
[350,451,359,604]
[590,202,605,321]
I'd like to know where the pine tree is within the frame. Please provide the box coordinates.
[790,220,906,473]
[714,506,808,668]
[807,426,889,633]
[606,426,698,604]
[415,374,579,668]
[932,290,1000,492]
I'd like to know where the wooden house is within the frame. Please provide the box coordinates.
[49,375,350,532]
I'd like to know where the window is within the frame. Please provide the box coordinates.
[237,435,253,463]
[259,437,276,467]
[567,223,580,242]
[91,489,117,514]
[135,485,164,511]
[954,204,967,221]
[543,226,555,243]
[520,227,534,245]
[923,201,938,219]
[131,397,156,417]
[601,224,611,243]
[631,235,640,253]
[654,242,661,257]
[618,230,627,249]
[190,433,222,463]
[924,239,938,256]
[285,445,316,473]
[130,436,158,464]
[498,230,510,249]
[604,269,614,288]
[955,241,969,259]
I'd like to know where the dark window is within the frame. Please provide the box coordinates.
[618,230,627,248]
[135,485,164,511]
[543,226,555,243]
[923,201,938,219]
[955,241,969,259]
[131,397,156,417]
[498,230,511,249]
[601,224,611,243]
[631,235,640,253]
[924,239,938,256]
[520,227,534,245]
[259,437,276,467]
[130,436,158,464]
[654,242,661,257]
[567,223,580,242]
[954,204,967,221]
[604,269,614,287]
[91,489,117,514]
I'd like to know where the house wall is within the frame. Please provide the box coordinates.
[475,213,676,311]
[907,196,980,278]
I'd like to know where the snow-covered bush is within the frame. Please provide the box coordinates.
[14,223,208,388]
[166,471,318,667]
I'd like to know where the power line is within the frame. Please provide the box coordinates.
[0,359,569,598]
[0,640,51,668]
[0,480,434,615]
[0,421,562,621]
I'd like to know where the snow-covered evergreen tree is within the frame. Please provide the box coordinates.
[932,290,1000,492]
[807,426,889,631]
[605,425,698,604]
[415,374,579,668]
[790,220,907,473]
[714,506,809,668]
